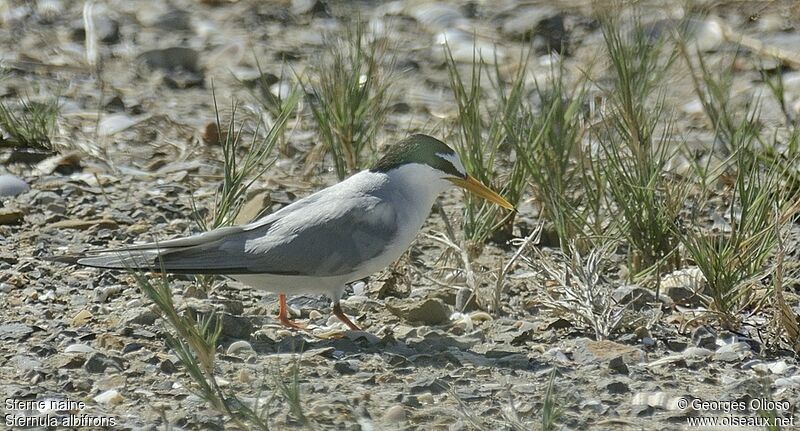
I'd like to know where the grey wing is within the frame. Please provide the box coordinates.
[242,195,399,276]
[63,225,254,273]
[66,195,398,277]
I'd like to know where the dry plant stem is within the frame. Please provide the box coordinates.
[426,232,478,312]
[493,226,541,313]
[721,24,800,70]
[532,242,626,340]
[772,209,800,352]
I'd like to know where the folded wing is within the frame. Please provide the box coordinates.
[65,193,398,277]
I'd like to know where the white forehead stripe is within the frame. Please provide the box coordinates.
[436,152,466,177]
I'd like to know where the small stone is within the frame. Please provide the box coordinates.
[381,404,406,424]
[217,313,253,340]
[84,353,122,374]
[691,326,717,349]
[682,347,714,359]
[0,174,29,196]
[409,376,448,395]
[385,297,451,326]
[768,360,789,375]
[35,152,82,175]
[600,379,630,394]
[72,309,93,326]
[234,191,270,225]
[662,267,707,307]
[121,307,158,326]
[0,208,24,225]
[226,340,254,355]
[774,378,799,388]
[51,353,86,369]
[0,323,33,340]
[572,339,645,366]
[139,47,200,72]
[612,285,656,310]
[160,359,178,374]
[50,218,119,230]
[64,344,95,354]
[97,113,140,136]
[632,391,674,410]
[608,356,629,374]
[93,389,123,405]
[634,326,651,340]
[333,360,358,375]
[665,339,688,352]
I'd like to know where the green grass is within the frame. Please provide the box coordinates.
[677,36,800,328]
[508,60,604,253]
[195,88,300,232]
[593,11,687,276]
[444,44,527,250]
[305,20,394,180]
[0,92,60,151]
[541,368,563,431]
[132,271,271,430]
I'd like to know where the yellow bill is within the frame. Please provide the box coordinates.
[447,175,515,210]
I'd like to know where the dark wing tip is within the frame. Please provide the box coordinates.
[41,255,82,265]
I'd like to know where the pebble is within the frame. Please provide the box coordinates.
[612,285,656,310]
[97,114,142,136]
[385,297,451,326]
[600,379,630,394]
[84,353,122,374]
[0,208,24,225]
[93,389,123,405]
[774,377,800,388]
[691,326,717,349]
[768,361,790,375]
[381,404,406,424]
[713,342,750,362]
[661,267,707,307]
[572,339,645,365]
[0,174,29,197]
[632,391,679,410]
[682,347,714,359]
[71,309,93,326]
[64,344,95,354]
[226,340,254,355]
[333,360,359,375]
[0,323,33,340]
[608,356,629,374]
[121,307,158,326]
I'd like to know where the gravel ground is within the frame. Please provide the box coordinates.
[1,1,800,430]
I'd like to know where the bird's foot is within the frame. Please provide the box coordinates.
[333,302,361,331]
[277,293,307,330]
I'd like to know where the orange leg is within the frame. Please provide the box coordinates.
[277,293,306,329]
[332,301,361,331]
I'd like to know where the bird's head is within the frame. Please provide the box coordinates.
[371,134,514,210]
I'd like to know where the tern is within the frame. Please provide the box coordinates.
[56,134,514,330]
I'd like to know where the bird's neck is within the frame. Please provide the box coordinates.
[383,164,451,208]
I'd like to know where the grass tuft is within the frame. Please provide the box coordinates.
[444,44,527,249]
[541,368,563,431]
[305,20,394,180]
[532,241,628,340]
[0,92,60,151]
[593,11,687,275]
[132,270,271,430]
[195,88,300,232]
